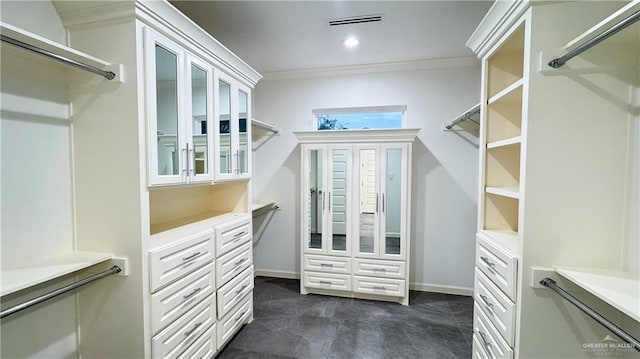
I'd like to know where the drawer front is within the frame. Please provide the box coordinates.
[476,235,517,301]
[216,241,252,288]
[218,265,254,318]
[303,272,351,292]
[176,323,216,359]
[217,293,252,350]
[151,263,216,334]
[150,229,215,292]
[473,303,514,359]
[216,215,252,256]
[474,268,516,346]
[152,294,216,359]
[304,255,351,274]
[352,276,405,297]
[352,258,406,279]
[472,333,491,359]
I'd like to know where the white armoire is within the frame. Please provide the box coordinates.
[295,129,419,305]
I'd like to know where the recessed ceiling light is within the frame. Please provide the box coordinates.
[343,36,359,48]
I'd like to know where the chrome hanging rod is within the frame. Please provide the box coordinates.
[445,104,480,130]
[1,34,116,80]
[540,278,640,352]
[0,266,121,319]
[548,9,640,68]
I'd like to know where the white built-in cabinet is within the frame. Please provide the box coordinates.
[296,129,418,305]
[468,1,639,358]
[0,1,262,358]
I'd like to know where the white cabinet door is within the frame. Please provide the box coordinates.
[214,72,252,181]
[145,27,215,186]
[302,144,352,256]
[353,144,409,260]
[145,27,187,186]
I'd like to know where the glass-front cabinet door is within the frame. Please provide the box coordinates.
[186,55,214,183]
[353,144,407,260]
[215,73,252,181]
[145,28,186,185]
[303,145,352,256]
[217,77,233,178]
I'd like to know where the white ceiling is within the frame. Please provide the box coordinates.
[171,1,493,74]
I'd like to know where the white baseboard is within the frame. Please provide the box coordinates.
[254,269,472,296]
[254,269,300,279]
[409,282,473,296]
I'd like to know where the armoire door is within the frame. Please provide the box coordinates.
[302,145,352,256]
[185,54,214,183]
[353,144,408,260]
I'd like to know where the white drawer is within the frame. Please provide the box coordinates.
[216,241,252,288]
[475,268,516,347]
[352,258,406,279]
[217,293,252,350]
[152,294,216,359]
[218,265,254,318]
[472,332,491,359]
[216,215,251,257]
[476,234,518,301]
[303,272,351,292]
[473,303,514,359]
[304,255,351,274]
[176,323,216,359]
[353,276,405,297]
[149,229,215,292]
[151,263,216,334]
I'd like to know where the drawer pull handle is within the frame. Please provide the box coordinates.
[183,287,202,300]
[184,322,202,337]
[373,286,386,291]
[319,280,332,285]
[182,252,201,261]
[320,263,333,267]
[373,268,386,272]
[479,294,494,309]
[235,284,248,295]
[233,231,247,239]
[234,311,247,322]
[234,258,247,267]
[480,256,496,268]
[477,330,492,348]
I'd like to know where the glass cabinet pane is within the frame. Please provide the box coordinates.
[219,80,232,174]
[191,64,208,175]
[238,90,249,175]
[331,149,348,251]
[155,45,179,176]
[384,148,402,255]
[358,149,376,254]
[308,149,323,250]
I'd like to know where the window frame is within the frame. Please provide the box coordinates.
[312,105,407,131]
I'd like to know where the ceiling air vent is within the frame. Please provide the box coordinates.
[328,14,383,27]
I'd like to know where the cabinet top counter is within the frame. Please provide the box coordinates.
[294,128,420,144]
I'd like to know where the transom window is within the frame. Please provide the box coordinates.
[313,106,406,130]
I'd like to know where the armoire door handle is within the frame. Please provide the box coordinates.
[382,193,385,213]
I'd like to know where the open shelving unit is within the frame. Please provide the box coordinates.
[480,24,525,254]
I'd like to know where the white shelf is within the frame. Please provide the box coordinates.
[487,136,522,149]
[554,266,640,322]
[488,78,524,105]
[252,202,279,217]
[443,103,480,130]
[251,119,280,134]
[486,186,520,199]
[0,21,121,81]
[480,229,519,255]
[1,251,114,296]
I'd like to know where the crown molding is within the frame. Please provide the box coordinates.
[466,0,532,58]
[294,128,420,143]
[261,56,479,81]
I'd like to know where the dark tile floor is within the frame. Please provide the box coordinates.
[217,276,474,359]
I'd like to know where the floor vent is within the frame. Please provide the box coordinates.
[328,14,383,27]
